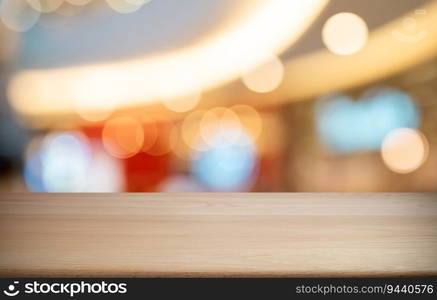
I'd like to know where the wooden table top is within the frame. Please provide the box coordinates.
[1,193,436,277]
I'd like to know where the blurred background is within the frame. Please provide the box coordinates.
[0,0,437,192]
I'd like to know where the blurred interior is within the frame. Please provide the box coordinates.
[1,0,437,192]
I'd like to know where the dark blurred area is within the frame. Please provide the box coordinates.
[0,0,436,192]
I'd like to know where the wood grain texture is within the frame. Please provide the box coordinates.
[0,193,437,277]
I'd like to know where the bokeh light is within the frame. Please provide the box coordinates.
[256,112,284,156]
[24,134,125,192]
[191,127,257,191]
[381,128,429,174]
[315,88,420,153]
[24,136,46,192]
[124,151,170,191]
[0,0,40,32]
[40,132,91,192]
[0,22,18,61]
[161,88,202,113]
[159,175,205,192]
[105,0,150,14]
[241,55,284,93]
[66,0,92,5]
[322,12,368,55]
[83,143,125,192]
[102,116,144,158]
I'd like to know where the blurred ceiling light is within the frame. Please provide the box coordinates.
[161,88,202,113]
[8,0,328,118]
[322,12,369,55]
[241,55,284,93]
[381,128,429,174]
[27,0,64,13]
[277,1,437,103]
[0,0,40,32]
[24,135,46,192]
[105,0,150,14]
[102,116,144,158]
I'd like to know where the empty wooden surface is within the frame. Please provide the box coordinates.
[1,193,437,277]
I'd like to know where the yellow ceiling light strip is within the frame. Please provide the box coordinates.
[277,0,437,102]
